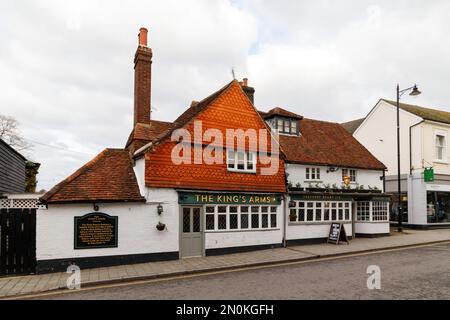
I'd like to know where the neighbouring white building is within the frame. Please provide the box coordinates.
[343,98,450,228]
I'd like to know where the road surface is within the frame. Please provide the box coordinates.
[32,242,450,300]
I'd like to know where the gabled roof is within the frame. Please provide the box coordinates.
[340,118,365,134]
[41,148,145,203]
[381,99,450,125]
[133,81,236,157]
[0,138,27,161]
[279,118,386,170]
[259,107,303,120]
[125,120,174,148]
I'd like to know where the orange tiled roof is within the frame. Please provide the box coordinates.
[41,148,145,203]
[279,118,386,170]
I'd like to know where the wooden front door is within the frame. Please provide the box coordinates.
[180,207,203,258]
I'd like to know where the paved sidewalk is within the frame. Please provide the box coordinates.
[1,228,449,298]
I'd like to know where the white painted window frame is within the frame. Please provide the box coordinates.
[227,149,257,173]
[434,129,448,163]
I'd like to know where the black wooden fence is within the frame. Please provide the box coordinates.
[0,208,36,275]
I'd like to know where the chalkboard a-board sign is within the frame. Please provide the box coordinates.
[327,223,349,245]
[74,213,118,249]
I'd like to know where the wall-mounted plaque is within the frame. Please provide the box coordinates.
[74,213,118,249]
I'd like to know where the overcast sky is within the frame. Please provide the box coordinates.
[1,0,450,191]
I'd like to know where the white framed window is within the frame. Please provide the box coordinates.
[342,168,357,183]
[227,149,256,173]
[356,202,370,221]
[290,200,351,223]
[205,205,278,231]
[435,131,447,162]
[372,202,388,221]
[276,118,298,135]
[305,167,321,180]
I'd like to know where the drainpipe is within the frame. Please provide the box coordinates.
[409,120,424,175]
[282,194,287,247]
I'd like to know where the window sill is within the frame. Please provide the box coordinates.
[205,228,280,233]
[288,221,351,226]
[433,160,448,165]
[304,180,323,184]
[356,220,389,223]
[227,168,257,174]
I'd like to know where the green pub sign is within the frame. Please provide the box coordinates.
[424,168,434,182]
[178,192,282,205]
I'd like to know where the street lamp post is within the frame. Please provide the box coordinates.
[396,84,421,232]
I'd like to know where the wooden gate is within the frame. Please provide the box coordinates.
[0,208,36,275]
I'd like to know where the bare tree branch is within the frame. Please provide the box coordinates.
[0,114,33,151]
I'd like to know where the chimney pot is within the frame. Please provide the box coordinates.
[243,78,248,87]
[138,27,148,46]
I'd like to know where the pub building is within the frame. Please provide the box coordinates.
[37,28,389,273]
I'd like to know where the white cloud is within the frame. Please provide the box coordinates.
[0,0,449,190]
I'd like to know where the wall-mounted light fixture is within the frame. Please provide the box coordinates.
[93,203,99,212]
[157,204,164,215]
[327,166,339,173]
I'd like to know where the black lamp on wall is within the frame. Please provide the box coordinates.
[157,204,164,215]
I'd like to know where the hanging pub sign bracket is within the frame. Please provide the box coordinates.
[327,223,349,245]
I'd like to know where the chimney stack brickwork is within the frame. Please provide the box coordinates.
[241,78,255,105]
[134,28,152,126]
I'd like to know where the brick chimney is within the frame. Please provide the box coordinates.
[134,27,152,126]
[241,78,255,104]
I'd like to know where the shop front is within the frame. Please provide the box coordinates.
[286,192,390,243]
[177,191,284,256]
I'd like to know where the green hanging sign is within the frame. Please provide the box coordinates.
[424,168,434,182]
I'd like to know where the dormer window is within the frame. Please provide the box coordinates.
[276,118,298,135]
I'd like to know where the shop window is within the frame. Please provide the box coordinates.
[290,200,352,223]
[324,202,330,221]
[218,214,227,230]
[315,202,322,221]
[251,213,259,228]
[290,209,297,222]
[205,204,278,231]
[206,214,215,230]
[427,192,450,223]
[305,167,321,181]
[230,214,238,229]
[331,203,337,220]
[241,213,249,229]
[270,214,277,228]
[357,202,370,221]
[372,202,388,221]
[227,149,257,173]
[262,214,268,228]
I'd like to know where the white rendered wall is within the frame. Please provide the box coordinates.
[286,223,353,240]
[353,100,422,176]
[407,172,427,225]
[285,163,383,191]
[37,188,179,261]
[355,222,390,234]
